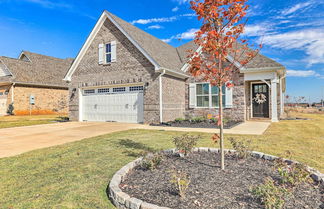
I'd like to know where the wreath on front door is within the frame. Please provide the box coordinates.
[253,93,267,104]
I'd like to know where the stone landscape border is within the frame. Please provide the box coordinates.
[108,148,324,209]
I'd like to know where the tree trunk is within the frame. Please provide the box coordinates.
[219,85,225,170]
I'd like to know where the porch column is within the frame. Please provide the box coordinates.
[271,77,279,122]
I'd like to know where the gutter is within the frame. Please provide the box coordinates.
[157,68,189,79]
[241,66,286,73]
[159,69,166,123]
[14,82,68,89]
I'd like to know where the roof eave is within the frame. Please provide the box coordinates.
[241,66,286,74]
[158,67,190,79]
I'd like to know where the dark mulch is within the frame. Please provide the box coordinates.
[121,152,324,209]
[150,120,242,129]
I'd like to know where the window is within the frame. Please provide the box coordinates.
[196,83,209,107]
[0,92,3,96]
[211,85,226,107]
[113,87,126,92]
[105,43,112,63]
[129,86,144,92]
[98,88,110,93]
[84,89,95,94]
[196,83,226,108]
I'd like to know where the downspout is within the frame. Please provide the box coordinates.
[159,69,166,123]
[11,83,15,103]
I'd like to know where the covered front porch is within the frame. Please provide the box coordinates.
[243,67,286,122]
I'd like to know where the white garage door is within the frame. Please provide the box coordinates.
[81,85,144,123]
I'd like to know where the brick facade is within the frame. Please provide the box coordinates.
[162,75,186,122]
[69,18,161,124]
[184,71,246,122]
[0,84,68,115]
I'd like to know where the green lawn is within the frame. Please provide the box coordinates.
[0,115,67,129]
[0,113,323,209]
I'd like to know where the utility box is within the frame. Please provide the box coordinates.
[29,95,35,105]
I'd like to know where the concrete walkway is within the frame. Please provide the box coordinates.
[142,121,271,135]
[0,121,270,158]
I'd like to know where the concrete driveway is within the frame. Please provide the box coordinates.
[0,121,270,158]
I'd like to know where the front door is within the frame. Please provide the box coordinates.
[252,83,269,118]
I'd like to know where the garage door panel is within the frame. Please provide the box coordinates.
[82,89,144,123]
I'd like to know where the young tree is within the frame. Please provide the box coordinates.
[188,0,260,170]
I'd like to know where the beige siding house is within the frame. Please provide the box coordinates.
[64,10,286,124]
[0,51,73,115]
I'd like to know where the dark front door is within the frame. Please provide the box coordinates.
[252,83,269,118]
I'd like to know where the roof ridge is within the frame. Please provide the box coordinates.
[22,51,70,61]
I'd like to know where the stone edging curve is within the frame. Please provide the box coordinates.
[108,148,324,209]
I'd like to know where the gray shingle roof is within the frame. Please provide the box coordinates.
[0,51,73,87]
[107,11,184,71]
[106,11,284,71]
[176,40,284,69]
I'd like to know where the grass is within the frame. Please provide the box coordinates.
[0,113,323,208]
[0,115,67,129]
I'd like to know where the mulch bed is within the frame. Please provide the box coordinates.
[121,152,324,209]
[150,120,242,129]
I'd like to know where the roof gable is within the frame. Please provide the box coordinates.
[64,11,186,81]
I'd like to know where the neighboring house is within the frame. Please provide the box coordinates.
[0,51,73,115]
[64,10,286,124]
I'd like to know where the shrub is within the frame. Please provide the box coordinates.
[190,116,205,123]
[229,138,252,159]
[170,169,190,198]
[250,177,289,209]
[7,103,14,115]
[174,118,185,122]
[141,153,163,171]
[172,134,200,157]
[274,158,310,187]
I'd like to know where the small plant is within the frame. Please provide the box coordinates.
[174,118,185,122]
[172,134,200,157]
[250,177,289,209]
[229,138,252,159]
[274,158,310,187]
[7,103,14,115]
[141,153,163,171]
[170,169,190,198]
[190,116,205,123]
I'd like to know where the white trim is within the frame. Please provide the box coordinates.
[78,88,83,122]
[159,70,166,123]
[0,60,13,77]
[250,81,271,120]
[18,51,31,62]
[157,68,189,79]
[271,75,279,122]
[63,11,160,81]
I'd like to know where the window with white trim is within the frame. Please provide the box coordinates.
[84,89,95,95]
[113,87,126,92]
[129,86,144,92]
[196,83,226,108]
[196,83,209,107]
[211,85,226,107]
[105,43,112,63]
[98,88,110,93]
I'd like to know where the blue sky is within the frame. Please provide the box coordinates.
[0,0,323,102]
